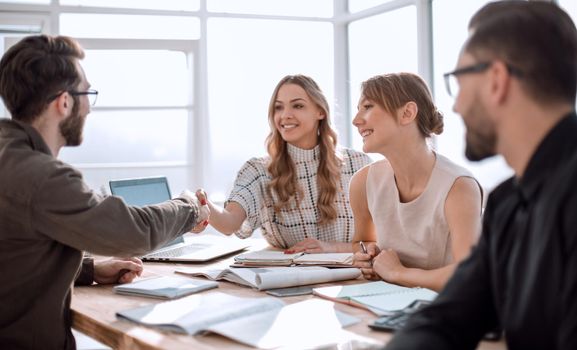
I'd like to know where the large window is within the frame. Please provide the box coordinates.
[0,1,339,200]
[206,18,334,200]
[2,0,561,197]
[58,11,199,194]
[58,42,196,194]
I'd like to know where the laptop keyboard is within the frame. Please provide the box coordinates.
[145,244,207,258]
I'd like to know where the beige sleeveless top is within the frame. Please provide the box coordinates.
[366,153,475,269]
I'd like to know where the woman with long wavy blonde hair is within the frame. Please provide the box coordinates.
[198,75,371,252]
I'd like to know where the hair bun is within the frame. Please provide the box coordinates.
[430,110,444,135]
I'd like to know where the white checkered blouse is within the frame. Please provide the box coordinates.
[226,144,372,248]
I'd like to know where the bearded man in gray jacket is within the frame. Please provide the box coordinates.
[0,35,210,349]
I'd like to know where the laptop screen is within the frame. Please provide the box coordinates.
[109,177,171,207]
[109,177,183,246]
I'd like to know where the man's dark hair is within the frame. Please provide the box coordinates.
[467,0,577,105]
[0,35,85,122]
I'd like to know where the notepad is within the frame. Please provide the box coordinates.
[116,292,361,349]
[313,281,437,316]
[113,275,218,299]
[233,251,353,267]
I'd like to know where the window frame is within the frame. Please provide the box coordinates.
[70,38,202,190]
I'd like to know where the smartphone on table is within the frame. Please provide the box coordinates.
[265,286,314,297]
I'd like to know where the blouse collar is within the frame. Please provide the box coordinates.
[287,143,320,162]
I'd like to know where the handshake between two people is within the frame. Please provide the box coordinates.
[178,189,211,234]
[94,189,211,287]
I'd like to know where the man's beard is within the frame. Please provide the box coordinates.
[465,129,497,161]
[463,100,497,162]
[59,99,85,146]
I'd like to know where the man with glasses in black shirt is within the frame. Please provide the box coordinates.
[386,1,577,349]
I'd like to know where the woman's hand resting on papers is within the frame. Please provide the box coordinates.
[94,257,143,284]
[284,238,353,254]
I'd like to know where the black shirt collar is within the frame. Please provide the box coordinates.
[517,111,577,201]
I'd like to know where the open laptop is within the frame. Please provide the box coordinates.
[109,176,247,262]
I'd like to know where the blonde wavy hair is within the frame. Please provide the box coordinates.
[265,75,342,225]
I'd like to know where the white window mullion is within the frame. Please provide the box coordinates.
[416,0,433,93]
[333,0,352,147]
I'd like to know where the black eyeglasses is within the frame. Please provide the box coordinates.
[443,62,522,97]
[48,89,99,106]
[69,89,98,106]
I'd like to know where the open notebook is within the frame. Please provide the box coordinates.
[313,281,437,316]
[109,176,247,262]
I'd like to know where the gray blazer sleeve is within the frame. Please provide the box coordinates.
[30,164,198,257]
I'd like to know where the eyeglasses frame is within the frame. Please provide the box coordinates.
[48,89,99,106]
[443,61,523,97]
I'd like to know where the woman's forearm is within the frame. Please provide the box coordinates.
[388,263,457,292]
[206,201,245,235]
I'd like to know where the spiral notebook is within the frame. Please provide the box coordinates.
[313,281,437,316]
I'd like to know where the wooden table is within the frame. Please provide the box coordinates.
[71,237,506,350]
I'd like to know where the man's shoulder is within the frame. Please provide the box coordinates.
[4,142,77,175]
[485,177,516,209]
[545,150,577,199]
[0,134,81,192]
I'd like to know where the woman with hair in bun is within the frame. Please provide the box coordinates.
[351,73,482,291]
